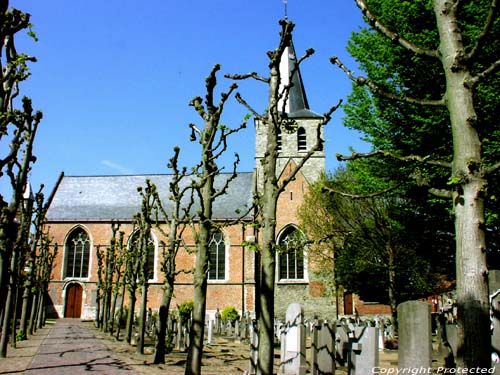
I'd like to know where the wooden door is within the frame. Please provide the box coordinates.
[344,293,353,315]
[65,283,82,318]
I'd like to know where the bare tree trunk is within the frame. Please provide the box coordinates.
[115,283,127,340]
[136,283,148,354]
[185,227,210,375]
[433,0,490,368]
[29,291,38,335]
[387,243,398,335]
[0,239,21,356]
[126,290,136,344]
[154,280,174,364]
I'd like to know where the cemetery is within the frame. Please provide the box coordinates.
[93,294,497,375]
[1,1,499,373]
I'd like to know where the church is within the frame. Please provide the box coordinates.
[44,28,386,321]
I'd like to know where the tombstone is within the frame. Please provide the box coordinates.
[215,309,222,333]
[350,326,379,375]
[226,320,233,337]
[207,319,214,344]
[235,319,240,337]
[335,323,351,366]
[249,320,259,375]
[375,317,385,351]
[311,320,335,375]
[240,318,248,341]
[176,321,182,350]
[184,323,190,350]
[490,270,500,371]
[398,301,432,374]
[279,303,307,375]
[444,323,458,360]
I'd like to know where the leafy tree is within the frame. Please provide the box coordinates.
[227,20,338,375]
[332,0,500,368]
[301,166,454,330]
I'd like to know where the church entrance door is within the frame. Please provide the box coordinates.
[65,283,83,318]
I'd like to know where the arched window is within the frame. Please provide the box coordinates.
[277,127,282,152]
[297,127,307,151]
[129,231,155,280]
[65,228,90,278]
[208,230,226,280]
[278,227,305,280]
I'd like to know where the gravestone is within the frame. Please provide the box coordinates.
[235,320,240,337]
[398,301,432,374]
[240,318,248,341]
[207,319,214,344]
[215,309,222,333]
[311,320,335,375]
[335,323,351,366]
[279,303,307,375]
[249,320,259,375]
[176,321,182,350]
[350,326,379,375]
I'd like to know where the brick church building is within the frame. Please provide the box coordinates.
[44,31,388,321]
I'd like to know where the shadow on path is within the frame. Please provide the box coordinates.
[25,318,135,374]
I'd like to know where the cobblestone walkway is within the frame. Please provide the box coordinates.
[25,318,136,374]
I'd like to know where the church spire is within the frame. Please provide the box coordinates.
[277,33,321,118]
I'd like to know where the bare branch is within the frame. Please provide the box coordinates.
[234,92,265,122]
[354,0,440,59]
[330,56,446,106]
[428,188,453,199]
[322,183,402,199]
[465,57,500,89]
[466,0,499,61]
[225,72,270,83]
[485,160,500,176]
[337,149,452,169]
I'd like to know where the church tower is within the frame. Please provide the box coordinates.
[254,32,325,188]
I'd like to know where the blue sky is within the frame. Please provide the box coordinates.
[2,0,369,199]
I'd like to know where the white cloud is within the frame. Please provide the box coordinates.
[100,160,135,175]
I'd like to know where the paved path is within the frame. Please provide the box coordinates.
[25,318,136,375]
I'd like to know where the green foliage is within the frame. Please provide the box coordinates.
[16,330,27,341]
[342,0,500,269]
[221,306,240,323]
[177,301,193,324]
[299,166,454,305]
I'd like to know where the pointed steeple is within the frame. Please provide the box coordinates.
[278,38,321,118]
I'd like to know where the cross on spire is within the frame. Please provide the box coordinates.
[283,0,288,19]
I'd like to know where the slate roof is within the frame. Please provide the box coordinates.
[46,172,255,222]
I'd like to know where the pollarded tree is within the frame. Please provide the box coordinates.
[227,20,339,375]
[0,3,41,306]
[153,146,193,364]
[0,3,43,358]
[331,0,500,368]
[95,222,123,333]
[134,180,158,355]
[19,187,48,340]
[185,64,246,375]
